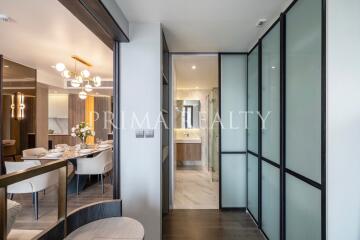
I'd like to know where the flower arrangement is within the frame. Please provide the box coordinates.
[71,122,95,144]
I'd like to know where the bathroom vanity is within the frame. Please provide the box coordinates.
[176,138,201,162]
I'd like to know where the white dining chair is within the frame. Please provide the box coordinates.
[22,147,48,157]
[5,160,58,220]
[75,149,112,195]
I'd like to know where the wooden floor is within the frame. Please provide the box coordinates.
[8,178,113,239]
[163,210,264,240]
[174,168,218,209]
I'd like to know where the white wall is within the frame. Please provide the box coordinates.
[120,23,162,240]
[327,1,360,239]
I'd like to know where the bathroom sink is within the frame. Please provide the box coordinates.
[176,138,201,144]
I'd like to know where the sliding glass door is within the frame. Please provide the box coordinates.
[261,22,280,240]
[220,54,247,208]
[246,0,325,239]
[285,0,323,239]
[247,47,259,220]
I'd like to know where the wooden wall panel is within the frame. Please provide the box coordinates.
[48,135,72,148]
[36,83,48,148]
[68,94,85,145]
[94,96,111,141]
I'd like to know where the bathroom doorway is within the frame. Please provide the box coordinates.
[171,54,219,209]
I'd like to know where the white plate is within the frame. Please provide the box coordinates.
[49,148,64,153]
[98,144,110,149]
[79,149,94,154]
[44,152,63,158]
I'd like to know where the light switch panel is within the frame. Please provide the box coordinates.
[144,129,154,138]
[135,129,144,138]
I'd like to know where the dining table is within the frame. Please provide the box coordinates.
[21,144,113,194]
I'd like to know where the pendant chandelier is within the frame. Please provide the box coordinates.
[55,56,102,100]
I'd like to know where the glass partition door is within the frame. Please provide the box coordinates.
[220,54,247,208]
[261,22,280,240]
[285,0,323,239]
[247,47,259,220]
[246,0,325,239]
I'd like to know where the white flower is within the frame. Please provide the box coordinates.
[76,124,79,129]
[71,133,76,137]
[71,127,76,132]
[80,128,85,132]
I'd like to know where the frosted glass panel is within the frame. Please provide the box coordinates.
[247,47,259,153]
[247,154,258,220]
[221,154,246,207]
[286,174,321,240]
[262,162,280,240]
[286,0,322,183]
[262,24,280,163]
[221,55,247,152]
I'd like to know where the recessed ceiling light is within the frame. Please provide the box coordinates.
[0,14,9,22]
[271,66,276,69]
[195,86,199,89]
[4,65,9,68]
[51,65,56,68]
[192,65,196,70]
[256,18,267,27]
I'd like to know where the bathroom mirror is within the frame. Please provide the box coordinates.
[176,100,200,129]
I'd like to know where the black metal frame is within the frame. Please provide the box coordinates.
[218,52,248,210]
[246,0,326,240]
[113,41,121,199]
[246,44,259,223]
[279,12,286,240]
[258,39,263,229]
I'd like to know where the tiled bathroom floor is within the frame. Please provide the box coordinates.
[174,168,219,209]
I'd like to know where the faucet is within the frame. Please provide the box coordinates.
[183,132,190,137]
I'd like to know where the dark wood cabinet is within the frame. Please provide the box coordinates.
[176,143,201,161]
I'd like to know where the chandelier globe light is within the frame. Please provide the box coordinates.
[55,56,102,99]
[79,90,87,100]
[85,84,93,92]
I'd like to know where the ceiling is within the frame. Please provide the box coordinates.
[174,55,218,89]
[0,0,113,89]
[115,0,289,52]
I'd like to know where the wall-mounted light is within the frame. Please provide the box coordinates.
[11,92,25,120]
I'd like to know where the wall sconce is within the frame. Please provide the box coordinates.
[11,92,25,120]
